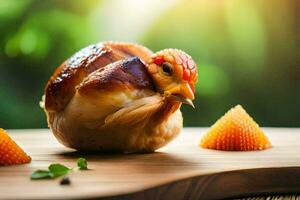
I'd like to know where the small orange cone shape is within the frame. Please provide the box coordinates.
[200,105,271,151]
[0,128,31,165]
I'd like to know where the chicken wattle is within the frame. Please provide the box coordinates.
[42,42,198,153]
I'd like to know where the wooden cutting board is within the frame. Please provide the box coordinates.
[1,128,300,200]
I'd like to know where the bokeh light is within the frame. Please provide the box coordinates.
[0,0,299,128]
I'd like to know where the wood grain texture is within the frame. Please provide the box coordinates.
[0,128,300,200]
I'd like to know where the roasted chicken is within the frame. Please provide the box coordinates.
[42,42,198,153]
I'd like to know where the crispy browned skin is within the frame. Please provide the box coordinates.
[78,57,154,93]
[45,42,153,112]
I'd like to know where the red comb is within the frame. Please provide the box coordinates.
[153,56,165,65]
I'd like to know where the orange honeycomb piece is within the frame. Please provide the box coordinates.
[200,105,271,151]
[0,128,31,166]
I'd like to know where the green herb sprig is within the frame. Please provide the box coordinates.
[31,158,88,180]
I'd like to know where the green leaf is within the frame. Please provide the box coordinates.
[31,158,89,180]
[77,158,88,170]
[48,164,72,177]
[31,170,54,180]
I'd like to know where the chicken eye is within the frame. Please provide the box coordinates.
[162,63,172,76]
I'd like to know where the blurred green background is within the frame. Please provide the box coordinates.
[0,0,299,129]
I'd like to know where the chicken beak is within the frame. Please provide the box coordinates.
[171,95,195,108]
[179,82,194,100]
[164,83,195,108]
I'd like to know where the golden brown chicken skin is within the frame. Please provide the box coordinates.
[43,42,197,153]
[45,42,152,112]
